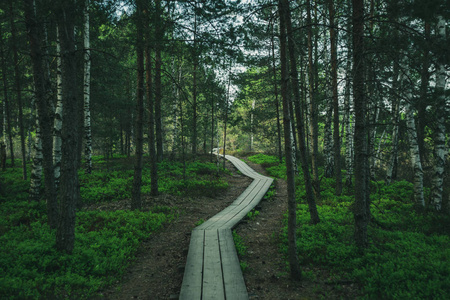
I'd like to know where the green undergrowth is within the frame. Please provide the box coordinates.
[232,230,248,272]
[79,156,229,203]
[248,154,450,299]
[0,202,174,298]
[2,157,230,298]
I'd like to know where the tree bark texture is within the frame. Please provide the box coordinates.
[306,0,320,199]
[155,0,163,162]
[132,0,145,210]
[0,22,14,168]
[9,1,27,179]
[24,0,58,229]
[285,0,319,225]
[352,0,370,251]
[83,0,93,174]
[431,15,446,211]
[278,0,302,280]
[328,0,342,195]
[53,27,63,188]
[145,11,158,197]
[55,0,81,253]
[403,69,425,208]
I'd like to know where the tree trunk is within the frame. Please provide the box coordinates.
[0,22,14,168]
[131,0,145,210]
[352,0,370,251]
[83,0,93,174]
[402,68,425,208]
[24,0,58,229]
[278,0,302,280]
[328,0,342,195]
[306,0,320,199]
[53,27,63,188]
[431,15,446,211]
[9,1,27,179]
[386,61,399,184]
[286,0,319,225]
[29,101,43,201]
[155,0,163,162]
[192,10,198,157]
[417,22,430,165]
[145,10,158,197]
[55,0,81,253]
[344,26,353,187]
[270,25,283,163]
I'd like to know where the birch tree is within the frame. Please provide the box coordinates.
[431,15,447,211]
[403,69,425,208]
[53,28,62,187]
[24,0,58,228]
[83,0,93,174]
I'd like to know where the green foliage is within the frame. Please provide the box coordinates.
[249,154,450,299]
[78,157,229,203]
[247,153,280,167]
[278,179,450,299]
[0,166,175,299]
[232,230,247,257]
[0,206,173,299]
[246,210,260,221]
[232,230,248,272]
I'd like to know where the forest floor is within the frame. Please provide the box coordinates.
[95,157,361,299]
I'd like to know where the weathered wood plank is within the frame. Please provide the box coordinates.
[218,229,248,300]
[179,230,205,300]
[180,155,273,300]
[202,229,225,300]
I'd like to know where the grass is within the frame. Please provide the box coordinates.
[248,154,450,299]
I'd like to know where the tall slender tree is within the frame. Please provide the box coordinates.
[55,0,81,253]
[285,0,320,225]
[9,0,27,179]
[352,0,370,250]
[431,15,446,211]
[328,0,342,195]
[131,0,145,210]
[83,0,93,174]
[145,5,158,197]
[24,0,58,228]
[278,0,301,280]
[306,0,320,199]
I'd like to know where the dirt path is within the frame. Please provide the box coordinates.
[99,158,360,299]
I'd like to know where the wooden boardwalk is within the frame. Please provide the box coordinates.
[179,155,273,300]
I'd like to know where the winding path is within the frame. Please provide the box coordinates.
[179,155,273,300]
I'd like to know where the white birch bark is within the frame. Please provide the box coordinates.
[344,44,353,186]
[324,96,334,178]
[431,15,447,211]
[171,58,178,155]
[53,27,63,187]
[386,95,399,184]
[250,99,255,151]
[403,69,425,207]
[83,0,92,173]
[29,102,43,200]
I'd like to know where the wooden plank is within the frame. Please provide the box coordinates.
[179,230,205,300]
[202,229,225,300]
[180,155,273,300]
[218,229,248,300]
